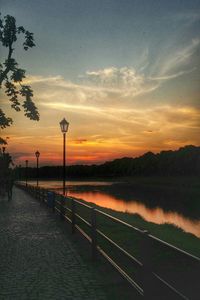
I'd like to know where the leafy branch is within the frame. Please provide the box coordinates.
[0,13,39,129]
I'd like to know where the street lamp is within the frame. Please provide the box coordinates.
[25,160,28,186]
[60,118,69,195]
[35,151,40,187]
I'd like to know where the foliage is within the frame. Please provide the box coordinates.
[0,108,13,129]
[0,13,39,129]
[17,145,200,179]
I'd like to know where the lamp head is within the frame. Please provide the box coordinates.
[60,118,69,133]
[35,151,40,158]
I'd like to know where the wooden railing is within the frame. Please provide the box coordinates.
[16,183,200,299]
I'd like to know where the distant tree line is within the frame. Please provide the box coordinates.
[15,145,200,180]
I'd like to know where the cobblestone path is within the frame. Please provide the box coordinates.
[0,187,106,300]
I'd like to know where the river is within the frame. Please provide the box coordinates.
[26,180,200,238]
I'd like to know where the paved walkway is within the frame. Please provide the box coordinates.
[0,187,106,300]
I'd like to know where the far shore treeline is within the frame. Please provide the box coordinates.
[16,145,200,179]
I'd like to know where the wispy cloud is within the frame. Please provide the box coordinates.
[22,75,64,85]
[22,41,198,133]
[26,68,159,106]
[24,37,199,107]
[151,38,200,80]
[159,38,199,76]
[83,66,159,97]
[150,68,196,81]
[85,67,144,88]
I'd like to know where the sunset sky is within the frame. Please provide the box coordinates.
[1,0,200,166]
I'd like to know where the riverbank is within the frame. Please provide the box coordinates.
[21,177,200,246]
[72,194,200,258]
[66,176,200,221]
[62,193,200,299]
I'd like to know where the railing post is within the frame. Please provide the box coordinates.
[141,230,155,299]
[71,198,76,234]
[91,207,97,260]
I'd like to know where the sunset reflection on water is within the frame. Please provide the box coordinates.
[68,190,200,238]
[31,180,200,238]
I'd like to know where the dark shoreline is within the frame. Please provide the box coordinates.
[24,176,200,220]
[68,181,200,220]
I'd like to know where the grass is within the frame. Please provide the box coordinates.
[63,194,200,256]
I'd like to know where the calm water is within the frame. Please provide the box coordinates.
[29,180,200,238]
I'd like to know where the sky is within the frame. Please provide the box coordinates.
[0,0,200,166]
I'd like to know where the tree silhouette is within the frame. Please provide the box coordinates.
[16,145,200,179]
[0,14,39,143]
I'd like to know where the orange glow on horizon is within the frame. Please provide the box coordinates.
[1,100,200,166]
[3,132,200,167]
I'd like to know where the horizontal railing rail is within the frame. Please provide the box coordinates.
[149,234,199,261]
[16,182,200,299]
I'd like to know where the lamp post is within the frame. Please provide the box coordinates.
[25,160,28,186]
[35,151,40,187]
[60,118,69,195]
